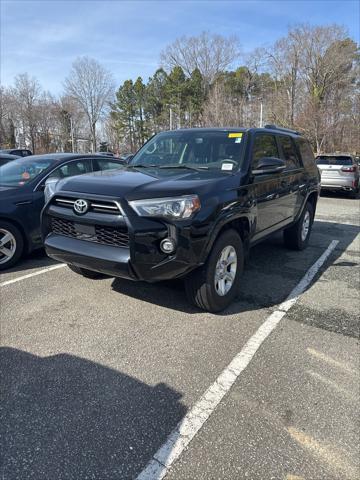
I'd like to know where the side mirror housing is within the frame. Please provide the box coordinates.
[43,177,60,202]
[252,157,286,175]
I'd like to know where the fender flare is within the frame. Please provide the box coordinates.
[199,212,252,263]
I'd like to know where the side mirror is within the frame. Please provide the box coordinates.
[252,157,286,175]
[43,177,60,202]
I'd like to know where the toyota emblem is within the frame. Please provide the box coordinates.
[73,199,89,215]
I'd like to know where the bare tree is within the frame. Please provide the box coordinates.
[64,57,114,151]
[0,86,16,148]
[160,32,240,84]
[12,73,41,152]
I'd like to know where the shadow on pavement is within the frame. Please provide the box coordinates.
[3,248,59,275]
[111,221,359,320]
[0,347,186,480]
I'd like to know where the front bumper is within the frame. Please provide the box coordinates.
[42,194,207,282]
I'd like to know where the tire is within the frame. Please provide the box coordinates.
[0,221,24,270]
[283,201,314,251]
[185,229,244,313]
[68,264,107,279]
[350,187,359,199]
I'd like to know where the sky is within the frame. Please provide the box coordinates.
[1,0,359,94]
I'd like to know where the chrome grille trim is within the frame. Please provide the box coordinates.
[54,197,122,215]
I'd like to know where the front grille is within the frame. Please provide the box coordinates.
[54,197,121,215]
[51,217,129,247]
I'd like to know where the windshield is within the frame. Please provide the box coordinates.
[130,131,245,171]
[0,157,54,187]
[316,156,353,166]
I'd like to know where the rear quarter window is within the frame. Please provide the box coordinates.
[316,156,353,166]
[278,135,300,169]
[297,139,316,168]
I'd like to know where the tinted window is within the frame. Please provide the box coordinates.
[297,139,315,167]
[48,160,92,179]
[316,156,353,166]
[252,134,279,165]
[278,136,299,168]
[0,157,54,186]
[93,159,123,171]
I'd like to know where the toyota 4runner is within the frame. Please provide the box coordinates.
[41,125,320,312]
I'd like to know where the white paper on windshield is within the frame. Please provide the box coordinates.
[222,163,234,171]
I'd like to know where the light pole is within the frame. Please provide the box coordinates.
[70,116,75,152]
[259,101,263,128]
[169,107,173,130]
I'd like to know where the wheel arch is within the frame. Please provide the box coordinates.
[306,191,318,213]
[200,215,251,263]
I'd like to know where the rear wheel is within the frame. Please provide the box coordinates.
[185,229,244,312]
[283,201,314,250]
[350,187,359,199]
[0,221,24,270]
[68,264,107,279]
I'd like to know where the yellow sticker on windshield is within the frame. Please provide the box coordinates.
[228,133,243,138]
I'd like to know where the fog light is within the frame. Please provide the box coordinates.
[160,238,176,254]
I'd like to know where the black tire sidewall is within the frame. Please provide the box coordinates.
[0,221,24,270]
[297,202,314,249]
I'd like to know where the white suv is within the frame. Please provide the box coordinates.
[316,153,359,198]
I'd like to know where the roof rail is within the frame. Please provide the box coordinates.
[264,124,300,135]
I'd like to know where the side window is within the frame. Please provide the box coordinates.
[22,150,30,157]
[48,159,92,179]
[252,134,279,166]
[278,136,300,169]
[297,139,315,168]
[93,159,122,171]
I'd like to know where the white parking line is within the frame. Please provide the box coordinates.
[0,264,66,287]
[137,239,339,480]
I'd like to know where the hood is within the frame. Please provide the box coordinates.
[57,167,237,200]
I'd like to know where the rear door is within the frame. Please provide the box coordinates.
[277,135,303,220]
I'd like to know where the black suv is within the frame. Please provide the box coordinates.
[42,126,320,312]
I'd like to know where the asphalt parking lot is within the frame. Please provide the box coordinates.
[1,193,359,480]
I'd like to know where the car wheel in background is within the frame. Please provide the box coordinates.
[283,201,314,251]
[185,229,244,312]
[0,221,24,271]
[350,187,359,199]
[67,264,108,279]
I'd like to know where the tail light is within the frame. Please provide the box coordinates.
[341,166,356,173]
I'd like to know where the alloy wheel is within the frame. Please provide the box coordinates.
[0,229,17,265]
[214,245,237,296]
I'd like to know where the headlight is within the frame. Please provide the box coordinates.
[129,195,201,219]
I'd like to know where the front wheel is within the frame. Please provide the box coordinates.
[283,201,314,250]
[185,229,244,312]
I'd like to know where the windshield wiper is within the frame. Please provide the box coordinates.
[159,164,209,171]
[127,164,158,168]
